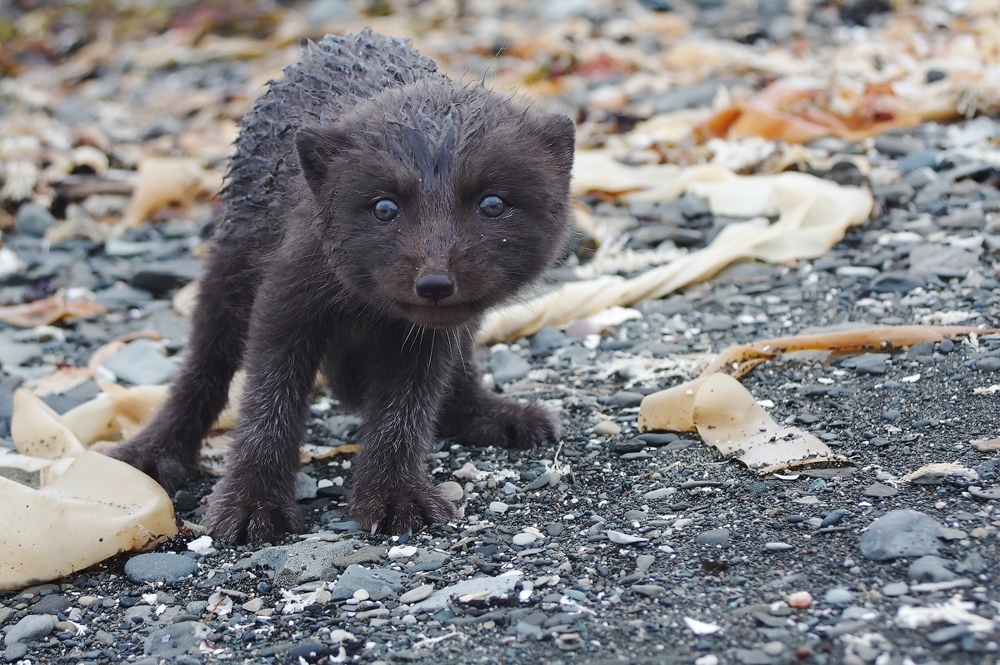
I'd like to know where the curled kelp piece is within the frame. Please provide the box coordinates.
[639,325,992,473]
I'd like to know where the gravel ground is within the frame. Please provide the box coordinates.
[1,1,1000,664]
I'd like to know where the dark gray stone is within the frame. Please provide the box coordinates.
[131,259,202,296]
[840,353,889,375]
[601,391,644,408]
[975,357,1000,372]
[908,244,980,278]
[101,338,178,385]
[859,509,943,560]
[30,594,71,616]
[637,432,679,446]
[875,134,925,157]
[955,552,987,574]
[872,182,914,205]
[896,150,940,173]
[0,332,43,368]
[735,648,774,665]
[926,624,968,644]
[124,552,199,585]
[907,555,957,582]
[4,642,28,662]
[938,208,986,229]
[3,614,56,646]
[514,620,544,640]
[821,509,847,527]
[864,482,898,497]
[15,203,56,238]
[488,349,532,385]
[695,528,730,547]
[330,564,406,601]
[94,284,155,311]
[530,327,568,357]
[143,621,209,658]
[870,273,924,294]
[250,539,358,586]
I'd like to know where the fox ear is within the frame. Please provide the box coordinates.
[535,113,576,176]
[295,125,352,199]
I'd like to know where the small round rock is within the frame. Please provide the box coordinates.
[242,598,264,612]
[512,533,537,546]
[786,591,813,608]
[592,420,622,436]
[399,584,434,604]
[436,481,464,501]
[4,614,56,646]
[124,553,198,585]
[824,587,854,606]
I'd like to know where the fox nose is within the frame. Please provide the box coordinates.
[414,273,455,302]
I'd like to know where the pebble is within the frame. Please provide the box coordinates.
[512,533,537,546]
[824,587,854,606]
[907,555,957,582]
[841,353,889,374]
[762,641,785,656]
[859,509,943,560]
[643,487,677,500]
[820,509,847,527]
[3,615,55,646]
[606,530,647,545]
[250,539,357,586]
[764,542,793,551]
[529,327,567,357]
[409,574,520,612]
[102,338,178,385]
[636,554,655,571]
[388,545,418,559]
[695,528,730,547]
[294,472,318,500]
[864,482,899,497]
[786,591,812,608]
[4,643,29,661]
[611,437,646,453]
[488,501,509,514]
[398,584,434,604]
[15,203,56,237]
[329,565,404,601]
[882,582,909,596]
[601,390,644,407]
[908,244,980,278]
[592,420,622,436]
[436,481,464,501]
[487,349,532,385]
[735,648,774,664]
[926,624,969,644]
[232,597,261,614]
[143,622,208,658]
[131,259,201,295]
[124,553,199,585]
[631,584,666,597]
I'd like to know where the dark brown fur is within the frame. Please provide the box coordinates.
[108,29,575,544]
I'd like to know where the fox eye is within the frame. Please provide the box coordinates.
[477,195,506,218]
[373,199,400,222]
